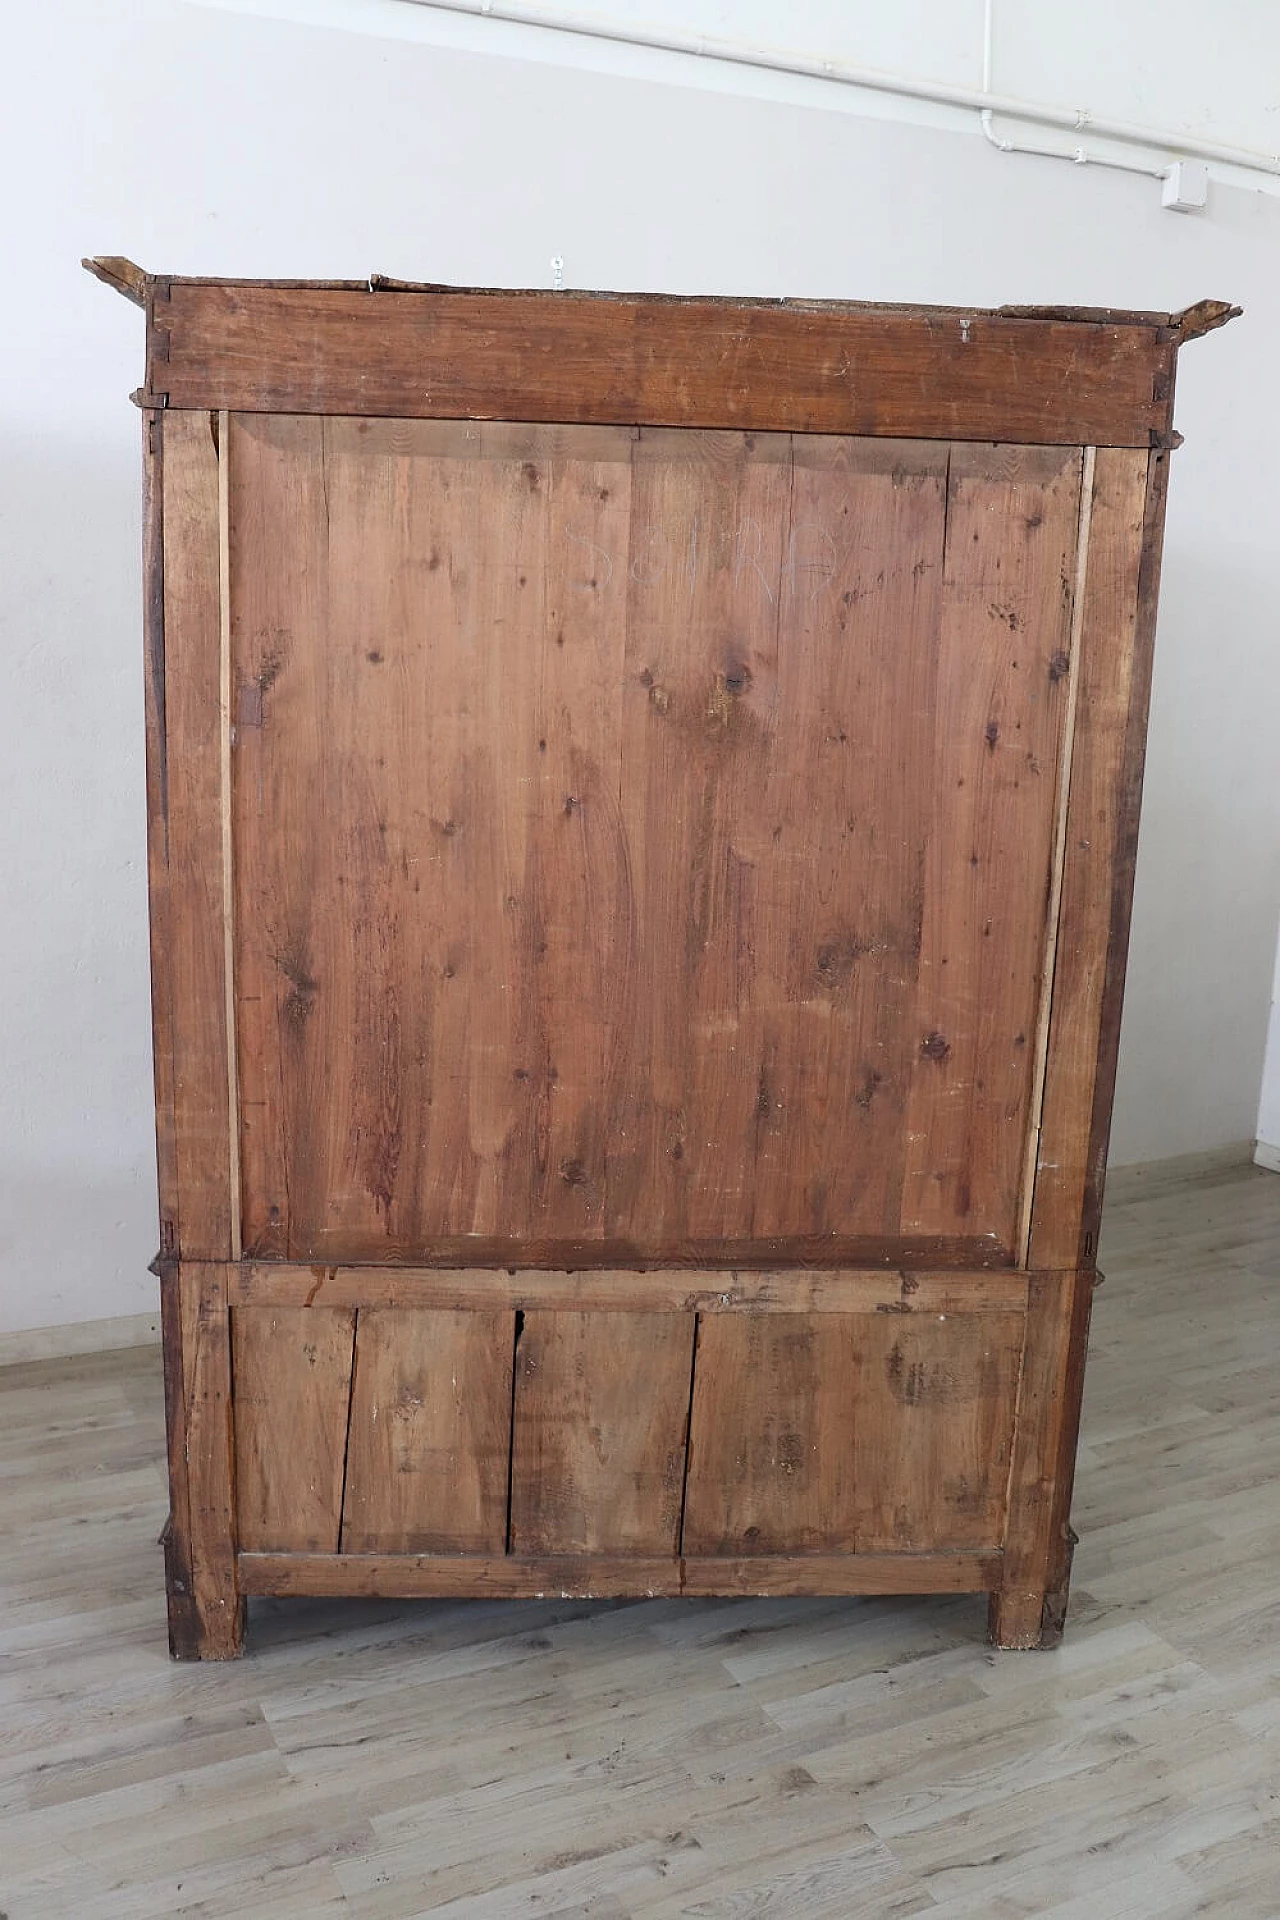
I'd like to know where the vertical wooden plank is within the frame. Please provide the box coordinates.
[682,1315,859,1555]
[411,421,544,1244]
[231,1304,356,1552]
[748,437,948,1240]
[217,412,242,1260]
[1016,446,1096,1263]
[850,1315,1023,1552]
[682,1312,1023,1556]
[164,1261,242,1659]
[1078,449,1173,1256]
[900,444,1084,1248]
[158,1261,197,1656]
[614,428,792,1247]
[509,1312,694,1555]
[227,412,330,1257]
[1027,448,1166,1271]
[340,1308,514,1553]
[502,425,636,1242]
[163,409,233,1257]
[990,1268,1095,1648]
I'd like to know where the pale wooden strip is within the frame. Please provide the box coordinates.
[141,406,179,1261]
[1016,445,1096,1265]
[217,410,242,1261]
[229,1263,1031,1316]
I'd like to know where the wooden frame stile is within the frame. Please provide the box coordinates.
[217,409,244,1269]
[992,442,1172,1647]
[153,407,245,1658]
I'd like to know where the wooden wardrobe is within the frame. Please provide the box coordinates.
[88,257,1236,1658]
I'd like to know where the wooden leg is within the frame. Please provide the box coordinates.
[989,1268,1094,1651]
[160,1261,245,1659]
[988,1525,1078,1650]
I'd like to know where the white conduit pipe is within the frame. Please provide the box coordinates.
[402,0,1280,179]
[980,0,1160,179]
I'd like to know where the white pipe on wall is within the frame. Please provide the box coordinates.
[400,0,1280,180]
[979,0,1164,181]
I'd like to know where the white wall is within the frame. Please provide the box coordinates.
[4,0,1279,1337]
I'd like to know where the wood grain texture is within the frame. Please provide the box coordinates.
[990,1268,1096,1647]
[239,1552,690,1597]
[619,433,948,1250]
[217,410,243,1260]
[164,1262,242,1659]
[682,1312,1023,1557]
[236,1549,1001,1598]
[900,444,1084,1243]
[227,419,1075,1267]
[141,410,178,1261]
[161,409,234,1258]
[156,1261,196,1656]
[229,418,639,1258]
[340,1308,513,1554]
[509,1312,696,1555]
[1078,449,1173,1263]
[230,1305,356,1553]
[229,1262,1031,1316]
[150,283,1175,445]
[1026,449,1153,1271]
[1015,445,1096,1265]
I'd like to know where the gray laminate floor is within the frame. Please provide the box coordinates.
[2,1156,1278,1917]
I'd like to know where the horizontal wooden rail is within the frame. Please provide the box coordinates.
[238,1550,1004,1599]
[146,282,1176,446]
[227,1262,1032,1316]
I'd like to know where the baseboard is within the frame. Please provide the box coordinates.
[1103,1140,1256,1207]
[0,1309,162,1368]
[1255,1139,1280,1175]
